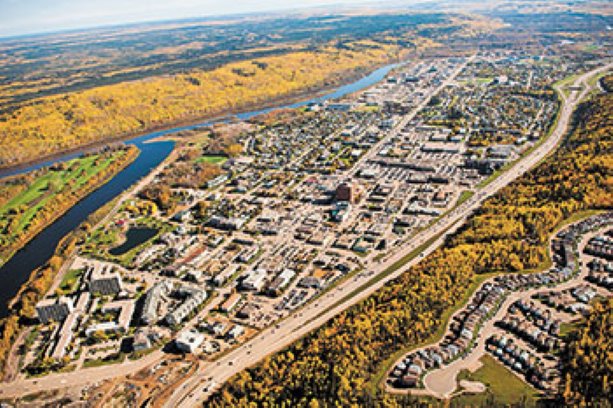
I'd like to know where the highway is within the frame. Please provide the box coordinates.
[0,61,609,405]
[166,62,612,407]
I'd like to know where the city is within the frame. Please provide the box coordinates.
[0,1,611,407]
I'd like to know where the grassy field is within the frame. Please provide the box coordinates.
[555,72,582,100]
[369,272,497,394]
[558,321,582,339]
[453,355,541,406]
[0,149,136,266]
[196,155,228,165]
[1,154,118,232]
[57,268,85,295]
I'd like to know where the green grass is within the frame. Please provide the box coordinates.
[0,151,129,265]
[82,352,126,368]
[196,155,228,165]
[475,77,493,84]
[582,70,610,101]
[558,321,582,340]
[555,73,581,100]
[82,212,169,267]
[456,190,474,207]
[583,44,601,52]
[57,268,84,295]
[369,271,498,394]
[453,355,540,406]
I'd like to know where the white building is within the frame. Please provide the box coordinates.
[240,268,268,291]
[175,329,204,353]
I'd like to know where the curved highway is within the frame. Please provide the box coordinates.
[166,62,612,407]
[0,60,609,406]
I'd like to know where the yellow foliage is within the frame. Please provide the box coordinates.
[0,44,399,168]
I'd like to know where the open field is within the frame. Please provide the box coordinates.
[0,3,611,405]
[454,355,540,406]
[0,147,139,267]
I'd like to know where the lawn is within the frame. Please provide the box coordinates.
[0,153,120,239]
[57,268,85,295]
[456,190,474,207]
[0,151,132,266]
[558,320,582,340]
[453,355,541,407]
[554,72,581,100]
[82,352,126,368]
[196,155,228,165]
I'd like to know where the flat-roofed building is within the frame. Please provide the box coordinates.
[89,264,123,295]
[226,324,245,340]
[175,329,204,353]
[141,281,172,325]
[267,269,295,296]
[220,293,242,313]
[164,288,207,326]
[50,312,79,360]
[101,300,135,332]
[240,269,268,291]
[36,296,74,324]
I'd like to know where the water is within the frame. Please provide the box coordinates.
[108,227,159,256]
[0,62,399,180]
[0,61,399,318]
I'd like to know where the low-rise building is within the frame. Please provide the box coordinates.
[36,296,74,324]
[164,287,207,326]
[220,293,242,313]
[175,329,204,353]
[89,264,123,295]
[141,281,172,325]
[132,328,153,352]
[101,300,135,332]
[241,269,268,291]
[50,312,79,360]
[226,324,245,341]
[267,269,295,296]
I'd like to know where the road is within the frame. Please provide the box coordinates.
[166,62,612,407]
[348,56,474,177]
[421,224,608,398]
[0,61,609,404]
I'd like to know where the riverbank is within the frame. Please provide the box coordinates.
[0,147,140,270]
[0,54,404,176]
[0,45,411,322]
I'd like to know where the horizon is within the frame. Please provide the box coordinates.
[0,0,427,38]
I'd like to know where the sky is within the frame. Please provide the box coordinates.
[0,0,394,38]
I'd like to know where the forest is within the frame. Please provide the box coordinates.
[0,9,505,170]
[560,297,612,406]
[207,75,613,406]
[0,42,400,169]
[0,13,450,110]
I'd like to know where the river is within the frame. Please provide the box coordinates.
[0,61,399,318]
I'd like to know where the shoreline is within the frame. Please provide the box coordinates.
[0,57,403,176]
[0,146,140,271]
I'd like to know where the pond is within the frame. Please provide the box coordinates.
[108,227,159,256]
[0,59,402,318]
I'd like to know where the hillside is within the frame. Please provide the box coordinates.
[207,74,613,407]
